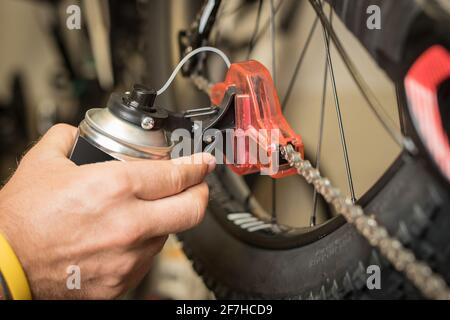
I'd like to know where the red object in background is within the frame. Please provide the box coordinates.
[210,60,304,178]
[404,45,450,181]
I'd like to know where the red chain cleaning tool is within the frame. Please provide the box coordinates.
[210,60,304,178]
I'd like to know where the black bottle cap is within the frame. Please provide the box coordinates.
[126,84,157,111]
[107,84,168,129]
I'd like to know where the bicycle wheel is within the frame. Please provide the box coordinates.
[143,0,450,299]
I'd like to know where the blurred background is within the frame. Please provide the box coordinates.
[0,0,404,299]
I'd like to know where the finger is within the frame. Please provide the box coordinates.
[30,124,78,159]
[132,182,209,237]
[123,153,215,200]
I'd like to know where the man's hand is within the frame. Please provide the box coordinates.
[0,124,215,299]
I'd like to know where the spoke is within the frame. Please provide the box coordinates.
[270,0,277,222]
[272,178,277,223]
[248,0,284,57]
[270,0,277,84]
[246,0,263,60]
[320,3,356,203]
[282,16,319,110]
[395,84,407,134]
[311,3,331,227]
[308,0,416,153]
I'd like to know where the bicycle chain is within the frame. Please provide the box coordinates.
[280,144,450,300]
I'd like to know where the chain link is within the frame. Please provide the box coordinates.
[281,144,450,300]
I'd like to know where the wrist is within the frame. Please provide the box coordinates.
[0,231,32,300]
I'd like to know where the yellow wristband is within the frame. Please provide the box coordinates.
[0,232,32,300]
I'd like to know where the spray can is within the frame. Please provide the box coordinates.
[70,84,174,165]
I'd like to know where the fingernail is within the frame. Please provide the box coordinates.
[206,154,216,174]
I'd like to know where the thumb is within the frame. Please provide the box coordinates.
[31,124,78,159]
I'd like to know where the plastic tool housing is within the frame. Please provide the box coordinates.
[210,60,304,178]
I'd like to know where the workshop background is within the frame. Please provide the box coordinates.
[0,0,413,299]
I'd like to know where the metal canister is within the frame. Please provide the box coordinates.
[70,85,174,165]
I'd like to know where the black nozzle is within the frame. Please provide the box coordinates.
[107,84,168,129]
[126,84,157,111]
